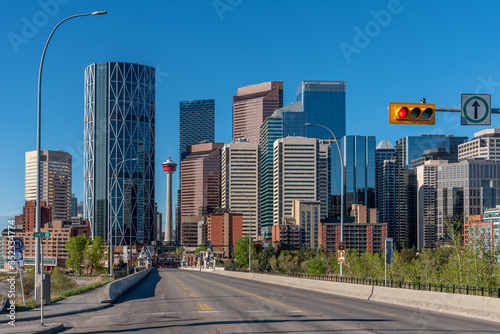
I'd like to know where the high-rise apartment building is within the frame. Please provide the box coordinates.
[273,137,330,225]
[297,81,346,140]
[320,204,387,254]
[15,200,51,232]
[25,150,72,221]
[416,160,449,249]
[458,128,500,161]
[84,62,156,245]
[437,159,500,237]
[259,101,305,238]
[332,136,376,217]
[233,81,283,143]
[221,139,259,240]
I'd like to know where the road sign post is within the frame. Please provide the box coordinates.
[338,242,346,265]
[385,238,393,286]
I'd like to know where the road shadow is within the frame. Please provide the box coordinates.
[116,269,161,303]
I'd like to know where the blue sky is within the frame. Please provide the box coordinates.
[1,0,499,230]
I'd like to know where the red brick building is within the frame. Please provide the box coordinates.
[15,200,51,232]
[319,204,388,253]
[207,207,242,257]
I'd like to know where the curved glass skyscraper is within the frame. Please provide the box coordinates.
[84,62,155,246]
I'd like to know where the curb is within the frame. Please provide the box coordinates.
[29,323,65,334]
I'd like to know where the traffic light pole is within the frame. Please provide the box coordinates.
[435,107,500,113]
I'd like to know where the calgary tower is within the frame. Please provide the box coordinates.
[162,157,177,242]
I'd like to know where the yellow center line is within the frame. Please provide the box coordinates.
[290,292,305,296]
[189,293,197,297]
[179,284,184,286]
[199,304,212,311]
[187,274,305,313]
[364,309,396,317]
[184,287,189,290]
[327,300,344,305]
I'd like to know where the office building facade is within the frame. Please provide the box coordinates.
[180,143,223,242]
[25,150,72,221]
[221,139,259,240]
[375,140,396,223]
[84,62,156,245]
[179,99,215,161]
[437,159,500,236]
[332,136,376,217]
[273,137,330,225]
[259,101,305,238]
[458,128,500,162]
[393,135,468,249]
[416,160,449,249]
[296,81,346,140]
[233,81,283,143]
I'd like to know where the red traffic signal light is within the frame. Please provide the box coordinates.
[389,102,435,125]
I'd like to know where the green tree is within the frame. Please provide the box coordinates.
[259,243,275,272]
[50,266,76,293]
[194,243,207,258]
[234,236,256,269]
[307,251,328,275]
[85,236,106,274]
[65,234,87,275]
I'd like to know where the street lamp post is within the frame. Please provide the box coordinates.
[34,11,106,322]
[109,158,138,278]
[234,192,252,271]
[305,123,344,277]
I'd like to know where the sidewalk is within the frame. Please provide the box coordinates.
[0,283,112,334]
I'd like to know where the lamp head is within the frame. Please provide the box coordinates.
[92,11,107,15]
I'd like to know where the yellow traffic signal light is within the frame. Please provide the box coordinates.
[389,102,435,125]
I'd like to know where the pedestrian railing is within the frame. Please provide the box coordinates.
[227,269,500,298]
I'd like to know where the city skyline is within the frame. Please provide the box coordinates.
[2,1,500,231]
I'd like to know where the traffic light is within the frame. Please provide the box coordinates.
[389,102,435,125]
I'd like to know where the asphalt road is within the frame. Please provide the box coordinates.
[23,268,500,333]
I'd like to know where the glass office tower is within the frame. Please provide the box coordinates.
[84,62,156,245]
[179,99,215,161]
[332,136,376,217]
[296,81,346,140]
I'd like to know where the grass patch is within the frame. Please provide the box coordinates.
[15,277,112,312]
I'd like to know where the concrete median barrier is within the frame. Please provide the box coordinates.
[370,285,500,323]
[100,268,152,303]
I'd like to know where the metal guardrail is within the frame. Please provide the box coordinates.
[227,269,500,298]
